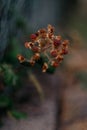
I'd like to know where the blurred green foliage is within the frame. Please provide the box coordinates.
[0,64,18,86]
[16,16,27,30]
[4,37,21,64]
[0,95,13,108]
[0,62,28,123]
[0,64,17,115]
[8,110,27,119]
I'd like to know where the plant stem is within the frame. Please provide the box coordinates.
[28,71,44,102]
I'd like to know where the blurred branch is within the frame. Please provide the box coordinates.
[28,71,44,102]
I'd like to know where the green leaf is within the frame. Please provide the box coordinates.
[1,64,18,86]
[9,110,27,119]
[4,37,21,64]
[0,95,12,107]
[47,65,56,74]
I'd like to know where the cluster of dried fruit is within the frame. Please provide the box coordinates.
[17,25,69,72]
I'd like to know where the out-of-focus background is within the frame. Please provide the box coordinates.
[0,0,87,130]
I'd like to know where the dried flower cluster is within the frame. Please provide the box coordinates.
[17,25,69,72]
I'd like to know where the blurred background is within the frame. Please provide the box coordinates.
[0,0,87,130]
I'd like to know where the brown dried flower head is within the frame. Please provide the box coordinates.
[17,25,69,72]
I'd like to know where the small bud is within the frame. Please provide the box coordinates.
[62,49,68,54]
[32,46,40,52]
[35,32,39,37]
[30,34,37,40]
[56,55,63,62]
[53,39,61,46]
[57,36,62,41]
[39,29,47,34]
[47,24,54,33]
[62,40,69,46]
[25,42,31,48]
[42,63,48,72]
[39,29,47,38]
[29,60,35,66]
[51,61,59,67]
[50,50,58,57]
[33,53,40,60]
[48,33,53,39]
[17,55,25,63]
